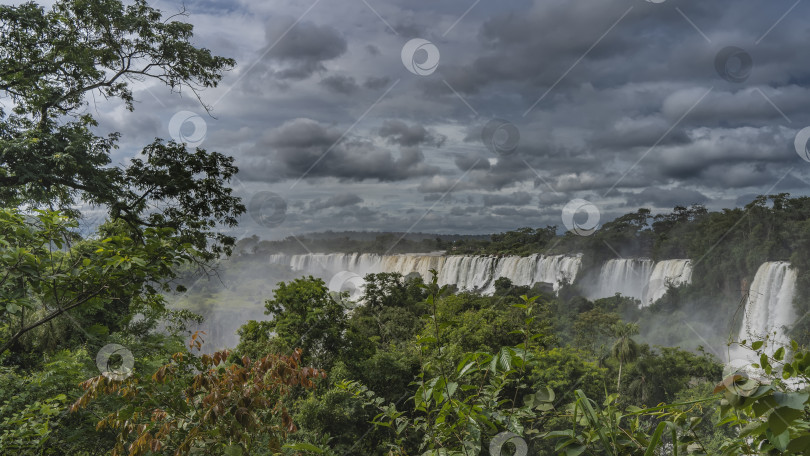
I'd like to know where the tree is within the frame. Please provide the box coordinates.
[0,0,243,261]
[361,272,421,309]
[0,0,245,359]
[611,321,639,394]
[263,277,348,368]
[0,209,195,359]
[572,307,620,355]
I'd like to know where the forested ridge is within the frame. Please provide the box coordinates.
[4,0,810,455]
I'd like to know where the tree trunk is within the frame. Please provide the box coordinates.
[617,360,623,394]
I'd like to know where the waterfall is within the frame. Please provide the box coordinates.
[590,259,654,301]
[738,262,797,349]
[589,258,693,306]
[642,260,693,307]
[269,253,582,296]
[535,255,582,291]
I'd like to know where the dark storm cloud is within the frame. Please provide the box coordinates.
[491,207,543,218]
[430,1,810,98]
[130,0,810,237]
[379,120,446,147]
[450,206,479,216]
[454,155,490,171]
[262,18,347,80]
[622,187,709,209]
[241,118,440,182]
[309,193,363,211]
[365,44,381,56]
[656,126,795,181]
[320,75,359,94]
[363,76,392,90]
[332,205,380,222]
[482,191,533,207]
[735,193,760,207]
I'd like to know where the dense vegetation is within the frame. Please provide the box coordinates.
[4,0,810,455]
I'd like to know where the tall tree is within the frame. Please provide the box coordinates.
[611,321,639,394]
[263,277,348,369]
[0,0,243,260]
[0,0,243,357]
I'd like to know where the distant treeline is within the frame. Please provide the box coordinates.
[233,231,489,255]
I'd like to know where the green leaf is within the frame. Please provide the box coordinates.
[457,361,476,377]
[768,406,803,435]
[752,341,764,350]
[282,442,325,453]
[565,444,587,456]
[752,396,777,417]
[644,421,668,456]
[787,435,810,453]
[575,390,616,456]
[773,391,809,411]
[769,428,790,452]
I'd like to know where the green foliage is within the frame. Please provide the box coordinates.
[0,393,67,452]
[712,339,810,454]
[611,321,640,393]
[263,276,348,369]
[0,208,196,360]
[0,0,244,260]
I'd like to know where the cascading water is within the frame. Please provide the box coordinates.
[589,259,693,306]
[738,262,797,349]
[589,259,654,301]
[642,260,693,307]
[269,253,582,296]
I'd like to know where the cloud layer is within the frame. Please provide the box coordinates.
[100,0,810,238]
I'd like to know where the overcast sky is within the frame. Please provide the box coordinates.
[87,0,810,240]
